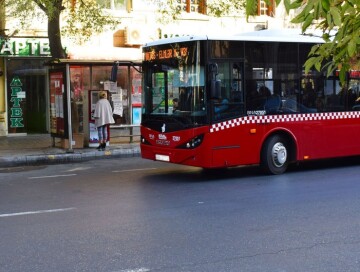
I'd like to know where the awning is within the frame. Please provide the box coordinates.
[67,45,142,62]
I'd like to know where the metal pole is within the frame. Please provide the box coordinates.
[128,65,133,143]
[66,64,73,153]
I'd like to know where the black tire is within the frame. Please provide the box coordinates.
[261,135,289,175]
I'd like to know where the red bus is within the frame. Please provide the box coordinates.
[140,29,360,174]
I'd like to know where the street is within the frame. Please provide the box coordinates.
[1,157,360,272]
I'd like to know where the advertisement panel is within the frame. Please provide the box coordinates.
[49,70,68,138]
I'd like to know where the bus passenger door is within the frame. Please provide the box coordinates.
[211,62,247,167]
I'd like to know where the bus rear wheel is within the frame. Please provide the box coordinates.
[261,135,289,175]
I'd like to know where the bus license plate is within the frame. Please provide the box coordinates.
[156,154,170,162]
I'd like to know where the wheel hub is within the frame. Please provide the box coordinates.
[272,142,287,167]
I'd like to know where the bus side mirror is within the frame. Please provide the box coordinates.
[211,79,221,99]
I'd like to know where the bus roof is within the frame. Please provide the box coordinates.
[143,28,325,47]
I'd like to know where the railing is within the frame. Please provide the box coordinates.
[110,124,140,143]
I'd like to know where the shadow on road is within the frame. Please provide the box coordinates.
[139,164,266,185]
[292,155,360,173]
[140,155,360,184]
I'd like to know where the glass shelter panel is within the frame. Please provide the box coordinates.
[70,66,90,133]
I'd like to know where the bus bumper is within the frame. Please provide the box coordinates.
[140,144,210,167]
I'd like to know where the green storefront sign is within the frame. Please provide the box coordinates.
[9,76,24,128]
[0,38,50,56]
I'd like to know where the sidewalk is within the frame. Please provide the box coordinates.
[0,133,140,168]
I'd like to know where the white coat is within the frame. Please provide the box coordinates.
[93,98,115,127]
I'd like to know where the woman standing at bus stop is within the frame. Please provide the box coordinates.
[93,91,115,151]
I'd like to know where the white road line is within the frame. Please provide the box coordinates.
[66,167,92,172]
[28,174,77,179]
[112,168,157,173]
[117,268,150,272]
[0,207,76,218]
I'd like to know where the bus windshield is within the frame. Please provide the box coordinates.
[142,41,207,130]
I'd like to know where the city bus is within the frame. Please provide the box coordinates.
[140,29,360,174]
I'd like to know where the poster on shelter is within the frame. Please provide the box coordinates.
[112,89,123,116]
[49,70,66,137]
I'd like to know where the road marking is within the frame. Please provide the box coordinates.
[117,268,150,272]
[0,207,76,218]
[112,168,157,173]
[28,174,77,179]
[66,167,92,172]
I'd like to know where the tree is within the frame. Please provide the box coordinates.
[2,0,119,58]
[246,0,360,83]
[156,0,246,24]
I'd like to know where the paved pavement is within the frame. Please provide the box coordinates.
[0,133,141,168]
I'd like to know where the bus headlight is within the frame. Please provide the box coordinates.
[141,136,151,145]
[178,134,204,149]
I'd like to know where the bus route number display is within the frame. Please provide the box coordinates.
[145,46,188,61]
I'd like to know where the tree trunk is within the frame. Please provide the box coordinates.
[48,10,66,59]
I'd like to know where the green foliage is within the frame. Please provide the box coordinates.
[4,0,47,32]
[206,0,246,17]
[245,0,257,16]
[4,0,119,44]
[61,0,120,44]
[155,0,180,24]
[156,0,246,24]
[264,0,360,84]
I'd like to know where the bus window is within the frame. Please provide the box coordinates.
[151,73,166,113]
[211,62,245,121]
[350,77,360,111]
[322,77,359,112]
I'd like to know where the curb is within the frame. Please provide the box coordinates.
[0,146,141,168]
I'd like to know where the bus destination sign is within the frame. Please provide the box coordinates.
[144,46,188,61]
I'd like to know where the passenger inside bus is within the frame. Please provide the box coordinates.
[264,95,281,114]
[177,72,194,111]
[259,86,271,99]
[214,96,229,114]
[178,87,192,111]
[354,96,360,111]
[172,98,179,113]
[246,88,261,110]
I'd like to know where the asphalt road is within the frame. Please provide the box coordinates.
[1,157,360,272]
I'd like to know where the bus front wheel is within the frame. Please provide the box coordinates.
[261,135,289,175]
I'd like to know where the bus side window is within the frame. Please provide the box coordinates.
[264,95,281,114]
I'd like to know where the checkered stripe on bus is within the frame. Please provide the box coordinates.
[209,112,360,133]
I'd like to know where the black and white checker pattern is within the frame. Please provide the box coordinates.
[210,112,360,133]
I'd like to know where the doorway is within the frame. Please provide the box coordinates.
[6,58,48,134]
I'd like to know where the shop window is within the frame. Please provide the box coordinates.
[177,0,206,14]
